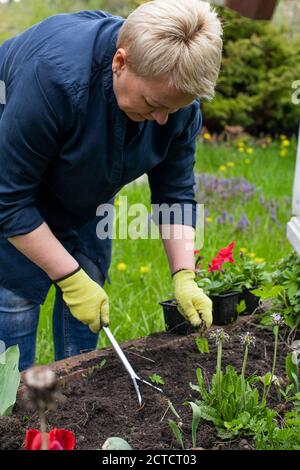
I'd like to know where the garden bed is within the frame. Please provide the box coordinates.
[0,317,290,450]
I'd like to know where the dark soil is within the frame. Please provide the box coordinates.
[0,318,292,450]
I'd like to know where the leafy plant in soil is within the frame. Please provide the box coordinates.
[0,345,20,416]
[148,374,165,386]
[255,251,300,333]
[187,329,276,441]
[254,405,300,450]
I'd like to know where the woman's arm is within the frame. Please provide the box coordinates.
[8,223,79,280]
[160,224,195,274]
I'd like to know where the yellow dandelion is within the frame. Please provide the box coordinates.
[140,266,150,274]
[281,139,290,148]
[246,148,254,155]
[244,159,251,165]
[203,132,212,140]
[240,247,248,253]
[117,262,127,272]
[280,134,287,140]
[219,165,227,172]
[248,252,256,258]
[206,216,213,223]
[238,147,245,153]
[254,257,265,264]
[280,149,288,158]
[227,161,235,168]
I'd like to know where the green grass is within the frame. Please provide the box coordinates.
[35,136,297,365]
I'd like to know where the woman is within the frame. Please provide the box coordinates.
[0,0,222,371]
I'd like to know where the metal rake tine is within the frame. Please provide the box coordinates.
[132,377,143,407]
[139,378,164,394]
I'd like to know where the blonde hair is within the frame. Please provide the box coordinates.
[117,0,223,99]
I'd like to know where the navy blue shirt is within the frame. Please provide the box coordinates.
[0,10,202,303]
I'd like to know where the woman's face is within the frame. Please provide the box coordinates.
[112,48,196,125]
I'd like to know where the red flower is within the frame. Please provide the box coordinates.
[25,428,75,450]
[208,256,224,272]
[217,241,235,264]
[194,249,201,255]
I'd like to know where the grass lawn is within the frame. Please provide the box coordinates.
[35,135,297,364]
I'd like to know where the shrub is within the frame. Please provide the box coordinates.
[203,7,300,136]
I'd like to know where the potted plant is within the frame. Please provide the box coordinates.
[159,299,195,335]
[195,242,242,325]
[160,242,242,332]
[229,251,270,315]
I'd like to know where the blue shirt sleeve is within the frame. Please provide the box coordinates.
[147,99,202,228]
[0,58,75,238]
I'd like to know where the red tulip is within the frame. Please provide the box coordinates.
[25,428,75,450]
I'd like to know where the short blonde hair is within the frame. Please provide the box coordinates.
[117,0,223,99]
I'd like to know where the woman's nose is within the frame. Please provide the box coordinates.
[151,111,169,125]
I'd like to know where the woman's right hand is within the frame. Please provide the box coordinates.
[55,267,109,333]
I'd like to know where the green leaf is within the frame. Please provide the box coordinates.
[197,403,222,426]
[0,345,20,416]
[195,337,209,354]
[216,427,238,440]
[148,374,165,385]
[236,300,247,314]
[168,419,184,450]
[195,368,210,402]
[286,352,299,392]
[168,400,181,420]
[260,372,272,387]
[187,402,202,448]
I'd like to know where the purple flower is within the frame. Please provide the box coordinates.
[271,313,284,326]
[237,214,250,230]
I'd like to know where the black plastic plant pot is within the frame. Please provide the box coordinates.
[241,287,260,315]
[210,291,240,325]
[159,299,195,335]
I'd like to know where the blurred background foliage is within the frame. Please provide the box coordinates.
[0,0,299,136]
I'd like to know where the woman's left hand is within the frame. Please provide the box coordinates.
[172,269,213,329]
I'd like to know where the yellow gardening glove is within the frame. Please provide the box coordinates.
[55,267,109,333]
[173,269,213,330]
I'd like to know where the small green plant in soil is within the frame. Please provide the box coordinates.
[254,406,300,450]
[255,251,300,333]
[148,374,165,386]
[167,401,185,450]
[188,329,275,440]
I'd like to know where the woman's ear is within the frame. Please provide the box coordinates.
[112,48,128,74]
